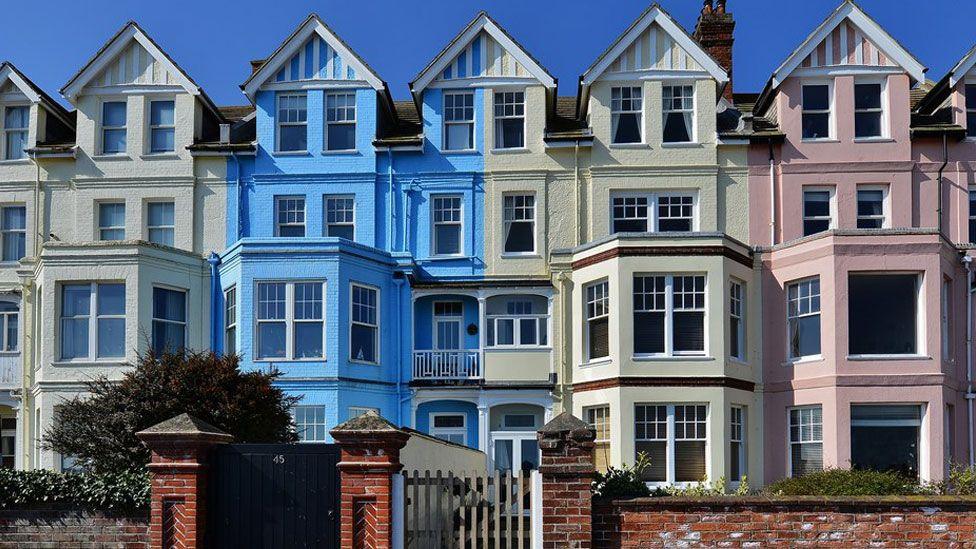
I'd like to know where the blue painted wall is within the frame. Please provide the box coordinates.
[415,400,480,448]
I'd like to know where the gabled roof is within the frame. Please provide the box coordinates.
[579,3,728,87]
[0,62,73,127]
[947,43,976,87]
[242,14,386,101]
[410,11,556,95]
[60,22,223,120]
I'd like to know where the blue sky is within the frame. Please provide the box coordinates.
[2,0,975,106]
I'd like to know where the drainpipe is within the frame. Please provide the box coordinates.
[937,133,948,236]
[394,277,405,425]
[963,255,975,467]
[768,140,776,246]
[388,149,394,251]
[28,152,41,256]
[207,252,222,352]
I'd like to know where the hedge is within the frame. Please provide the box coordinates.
[0,468,150,510]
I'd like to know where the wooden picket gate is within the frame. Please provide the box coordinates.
[397,469,541,549]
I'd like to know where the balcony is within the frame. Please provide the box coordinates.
[412,350,481,380]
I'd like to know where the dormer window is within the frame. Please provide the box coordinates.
[444,91,474,151]
[2,106,28,160]
[493,91,524,149]
[801,85,830,140]
[276,93,307,153]
[325,92,356,152]
[149,100,175,153]
[101,101,127,155]
[854,83,883,139]
[662,85,694,143]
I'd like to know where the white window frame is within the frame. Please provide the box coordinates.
[430,412,467,445]
[147,99,176,154]
[0,301,18,353]
[146,201,175,246]
[276,93,307,153]
[493,89,525,150]
[151,285,187,351]
[586,405,611,446]
[730,405,746,483]
[853,78,887,140]
[1,104,29,161]
[0,204,26,263]
[633,274,708,358]
[855,184,889,229]
[293,404,327,442]
[787,277,822,361]
[254,281,326,361]
[97,201,125,241]
[443,90,475,151]
[729,279,745,361]
[59,282,125,362]
[224,285,237,356]
[350,282,380,364]
[788,405,823,478]
[800,81,833,141]
[610,191,698,234]
[661,83,696,144]
[431,194,463,257]
[610,86,643,145]
[801,186,835,235]
[274,195,306,237]
[100,99,128,155]
[324,194,355,239]
[584,280,610,362]
[847,272,924,359]
[502,193,536,256]
[324,91,356,152]
[485,298,549,349]
[634,403,709,487]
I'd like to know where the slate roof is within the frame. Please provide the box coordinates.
[373,100,423,147]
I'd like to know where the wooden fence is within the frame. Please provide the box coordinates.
[398,469,540,549]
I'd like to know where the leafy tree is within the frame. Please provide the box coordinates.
[44,349,299,473]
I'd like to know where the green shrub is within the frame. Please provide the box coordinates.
[931,464,976,496]
[592,452,652,498]
[655,476,751,497]
[766,468,920,496]
[0,468,149,510]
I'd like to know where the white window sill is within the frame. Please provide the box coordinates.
[608,143,648,149]
[800,138,839,144]
[852,137,894,143]
[443,149,479,155]
[141,153,180,160]
[322,149,359,155]
[783,355,824,366]
[272,151,311,157]
[846,354,931,361]
[0,351,20,357]
[491,147,529,154]
[426,254,468,261]
[500,252,541,259]
[92,154,131,161]
[579,358,612,368]
[0,159,30,165]
[661,142,701,148]
[632,354,713,362]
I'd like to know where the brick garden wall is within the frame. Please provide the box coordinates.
[593,497,976,548]
[0,509,149,548]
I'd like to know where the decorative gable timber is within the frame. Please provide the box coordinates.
[242,14,385,101]
[580,4,728,87]
[769,1,924,87]
[410,12,556,94]
[89,40,180,88]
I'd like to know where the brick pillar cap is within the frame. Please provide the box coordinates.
[136,413,234,445]
[538,412,595,442]
[330,411,409,446]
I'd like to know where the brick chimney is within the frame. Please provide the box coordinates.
[694,0,735,103]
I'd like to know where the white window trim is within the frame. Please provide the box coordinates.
[485,297,549,349]
[855,184,890,229]
[254,280,326,361]
[787,405,823,478]
[800,81,835,142]
[324,194,356,239]
[99,98,128,156]
[146,200,175,245]
[1,103,30,161]
[786,276,822,362]
[585,405,611,445]
[432,300,463,350]
[151,285,187,351]
[0,204,26,263]
[443,90,476,152]
[632,273,708,358]
[492,89,526,151]
[729,405,746,483]
[0,301,18,353]
[852,77,889,141]
[610,85,644,145]
[729,279,746,362]
[634,403,710,487]
[96,201,125,241]
[610,191,699,234]
[274,195,306,237]
[431,194,464,258]
[224,285,237,355]
[584,279,610,363]
[59,282,125,362]
[430,412,467,445]
[146,98,177,155]
[801,186,836,235]
[846,271,925,359]
[661,82,697,145]
[324,91,357,153]
[501,192,536,256]
[275,93,308,154]
[349,282,380,365]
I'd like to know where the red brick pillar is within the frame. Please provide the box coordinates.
[538,412,596,549]
[136,413,232,549]
[330,411,409,549]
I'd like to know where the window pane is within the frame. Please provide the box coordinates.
[150,101,175,126]
[673,311,705,352]
[496,118,524,149]
[61,318,89,359]
[634,311,665,354]
[326,124,356,151]
[504,221,533,253]
[102,129,127,154]
[152,321,184,351]
[327,224,354,240]
[663,112,692,143]
[97,318,125,357]
[445,123,473,150]
[518,318,537,345]
[854,84,881,110]
[636,441,667,481]
[790,315,821,358]
[153,288,186,322]
[675,441,706,482]
[803,192,830,217]
[258,322,286,359]
[857,190,883,216]
[588,317,609,359]
[613,113,641,144]
[849,275,917,355]
[62,285,91,316]
[855,112,882,138]
[802,86,829,110]
[103,102,126,126]
[802,113,829,139]
[294,322,323,358]
[279,125,307,152]
[435,225,461,255]
[792,443,823,476]
[351,324,376,362]
[151,129,175,153]
[97,284,125,316]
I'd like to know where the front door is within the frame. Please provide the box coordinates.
[491,432,540,474]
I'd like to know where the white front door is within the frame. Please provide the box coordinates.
[490,431,540,473]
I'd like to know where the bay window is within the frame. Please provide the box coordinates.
[2,106,28,160]
[486,295,548,348]
[585,281,609,361]
[611,192,696,233]
[787,277,821,360]
[662,85,694,143]
[789,406,823,477]
[152,287,186,352]
[224,286,236,356]
[635,404,707,484]
[633,275,706,357]
[60,283,125,360]
[610,86,642,144]
[848,274,918,356]
[502,193,535,254]
[493,91,524,149]
[256,281,325,360]
[444,91,474,151]
[350,283,378,363]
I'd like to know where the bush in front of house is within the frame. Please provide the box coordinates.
[765,468,921,496]
[592,452,653,498]
[0,468,150,510]
[931,463,976,496]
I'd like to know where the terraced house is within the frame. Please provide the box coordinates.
[0,0,973,486]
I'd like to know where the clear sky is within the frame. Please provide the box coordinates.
[2,0,975,107]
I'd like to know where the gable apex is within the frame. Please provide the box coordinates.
[0,62,73,127]
[410,12,556,94]
[947,43,976,87]
[242,14,386,101]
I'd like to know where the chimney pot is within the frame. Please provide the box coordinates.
[716,0,727,14]
[694,0,735,103]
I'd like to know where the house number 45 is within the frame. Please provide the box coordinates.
[273,455,285,464]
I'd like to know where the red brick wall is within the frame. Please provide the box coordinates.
[594,497,976,548]
[0,509,149,548]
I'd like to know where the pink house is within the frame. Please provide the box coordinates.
[744,1,974,483]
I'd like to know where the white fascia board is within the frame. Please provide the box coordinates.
[948,44,976,87]
[0,65,42,104]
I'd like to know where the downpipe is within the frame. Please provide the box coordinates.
[963,255,975,467]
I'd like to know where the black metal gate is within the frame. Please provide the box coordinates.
[208,443,340,549]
